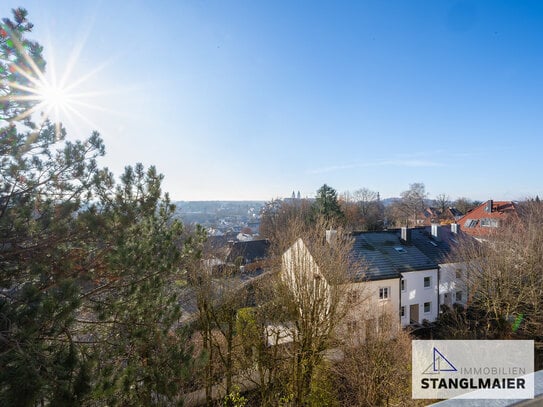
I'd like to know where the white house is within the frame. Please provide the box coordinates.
[280,227,472,340]
[409,224,469,310]
[351,230,439,327]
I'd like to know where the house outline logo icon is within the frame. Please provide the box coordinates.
[422,347,457,375]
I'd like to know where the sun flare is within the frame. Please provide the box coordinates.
[37,83,69,111]
[0,23,110,140]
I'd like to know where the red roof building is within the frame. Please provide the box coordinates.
[457,200,517,238]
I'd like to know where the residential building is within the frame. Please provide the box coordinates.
[458,199,517,239]
[280,225,478,339]
[409,224,468,310]
[351,231,439,327]
[420,207,464,226]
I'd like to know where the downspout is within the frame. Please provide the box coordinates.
[437,265,441,315]
[399,275,402,326]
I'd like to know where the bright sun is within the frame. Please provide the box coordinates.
[1,23,107,140]
[38,83,69,110]
[35,81,71,123]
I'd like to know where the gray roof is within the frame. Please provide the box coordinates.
[226,239,270,264]
[351,231,438,282]
[408,226,471,264]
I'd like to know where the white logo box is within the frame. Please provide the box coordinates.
[412,340,534,399]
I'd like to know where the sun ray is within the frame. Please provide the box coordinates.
[11,102,47,122]
[6,26,47,84]
[56,9,97,90]
[63,102,103,131]
[2,18,129,141]
[62,56,118,93]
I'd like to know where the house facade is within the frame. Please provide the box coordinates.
[281,225,474,338]
[409,225,468,310]
[351,230,439,327]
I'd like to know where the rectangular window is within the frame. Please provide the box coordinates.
[424,276,431,288]
[379,287,390,300]
[480,218,499,227]
[456,291,463,302]
[424,302,431,313]
[401,306,405,317]
[464,219,478,228]
[401,279,406,291]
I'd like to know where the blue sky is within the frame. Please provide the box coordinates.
[2,1,543,201]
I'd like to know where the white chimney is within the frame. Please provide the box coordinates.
[401,227,411,243]
[431,224,440,240]
[451,223,458,234]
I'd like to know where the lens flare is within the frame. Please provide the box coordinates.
[0,23,111,140]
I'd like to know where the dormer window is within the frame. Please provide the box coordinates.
[394,247,407,254]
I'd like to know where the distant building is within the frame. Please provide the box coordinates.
[226,239,270,266]
[420,207,463,226]
[457,199,517,239]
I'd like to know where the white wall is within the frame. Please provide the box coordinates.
[341,278,401,339]
[400,268,439,326]
[438,262,468,308]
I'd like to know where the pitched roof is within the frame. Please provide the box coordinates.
[350,231,438,282]
[226,239,270,264]
[457,200,517,237]
[408,226,463,264]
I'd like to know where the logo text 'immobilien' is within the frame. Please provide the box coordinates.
[412,340,534,399]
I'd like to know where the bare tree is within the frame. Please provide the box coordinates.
[340,188,384,231]
[273,216,356,406]
[187,236,255,405]
[259,198,313,243]
[387,183,428,227]
[445,199,543,340]
[332,315,424,406]
[434,193,451,217]
[453,197,480,215]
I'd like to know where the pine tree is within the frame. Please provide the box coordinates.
[313,184,344,224]
[0,9,200,405]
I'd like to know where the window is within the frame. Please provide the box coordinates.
[401,279,406,291]
[464,219,478,228]
[480,218,499,227]
[424,276,431,288]
[424,302,431,313]
[456,291,463,302]
[401,306,405,317]
[394,246,407,254]
[379,287,390,300]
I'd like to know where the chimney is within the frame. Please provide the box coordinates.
[485,200,493,213]
[431,223,441,241]
[451,223,458,234]
[326,229,337,245]
[401,227,411,243]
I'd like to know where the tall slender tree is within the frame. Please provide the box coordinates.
[313,184,344,224]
